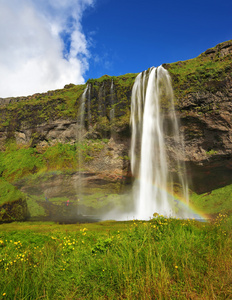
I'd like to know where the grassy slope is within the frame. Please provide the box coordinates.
[0,179,26,205]
[0,140,110,182]
[190,184,232,225]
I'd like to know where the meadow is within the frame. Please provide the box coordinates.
[0,214,231,299]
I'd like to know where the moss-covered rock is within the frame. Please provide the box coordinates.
[0,198,28,223]
[0,179,28,222]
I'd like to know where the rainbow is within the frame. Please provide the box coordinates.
[170,192,209,221]
[133,178,209,221]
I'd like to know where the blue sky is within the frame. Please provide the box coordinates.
[82,0,232,79]
[0,0,231,97]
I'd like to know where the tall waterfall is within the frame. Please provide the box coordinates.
[110,79,115,137]
[76,85,88,214]
[131,66,189,220]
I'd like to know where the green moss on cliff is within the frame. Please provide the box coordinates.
[85,73,136,136]
[165,40,232,101]
[0,84,86,133]
[26,195,46,218]
[0,143,43,181]
[0,179,26,205]
[0,140,109,183]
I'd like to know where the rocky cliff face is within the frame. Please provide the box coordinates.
[169,41,232,192]
[0,40,232,198]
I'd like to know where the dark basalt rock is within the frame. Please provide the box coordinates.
[0,198,29,223]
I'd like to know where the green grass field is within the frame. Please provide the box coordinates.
[0,214,231,299]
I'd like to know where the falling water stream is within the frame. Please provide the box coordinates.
[131,66,190,220]
[110,79,115,137]
[76,85,88,214]
[87,84,92,129]
[110,79,115,122]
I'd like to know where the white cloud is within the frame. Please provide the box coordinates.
[0,0,94,97]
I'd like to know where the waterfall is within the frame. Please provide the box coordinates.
[78,86,88,135]
[110,79,115,137]
[131,66,189,220]
[76,85,88,214]
[110,79,115,122]
[87,84,92,129]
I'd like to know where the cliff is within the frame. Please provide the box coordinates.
[166,40,232,192]
[0,40,232,221]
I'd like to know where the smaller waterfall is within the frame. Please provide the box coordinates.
[77,83,92,131]
[87,84,92,129]
[131,66,190,220]
[110,79,115,137]
[110,79,115,121]
[77,86,88,136]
